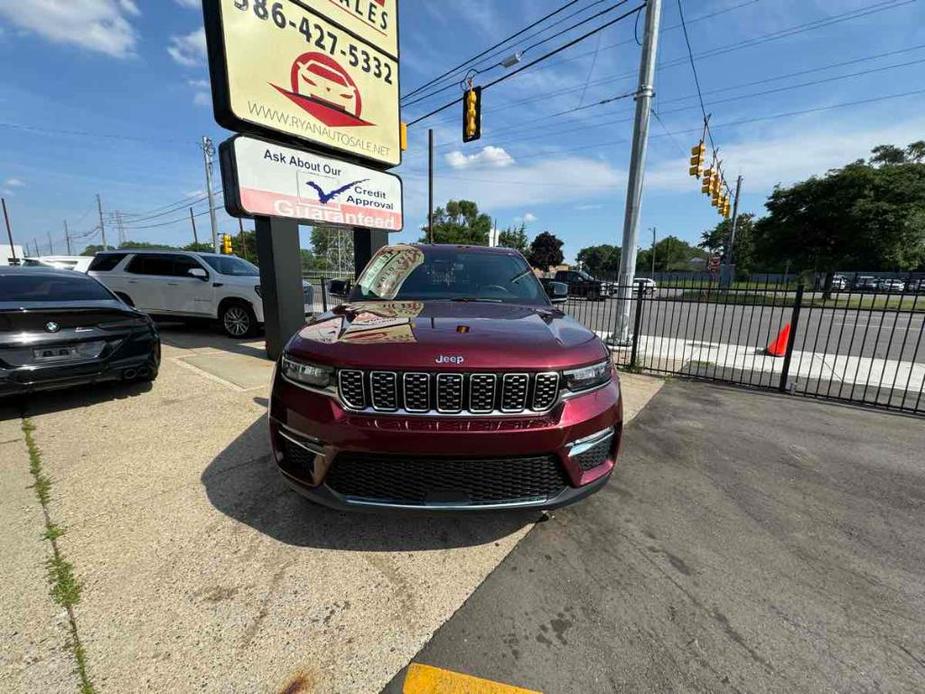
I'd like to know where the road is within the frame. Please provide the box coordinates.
[563,295,925,363]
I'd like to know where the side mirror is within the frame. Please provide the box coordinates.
[189,268,208,280]
[550,281,568,297]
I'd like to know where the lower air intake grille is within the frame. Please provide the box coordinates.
[326,453,570,506]
[571,432,614,472]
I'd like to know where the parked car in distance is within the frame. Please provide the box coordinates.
[554,269,606,301]
[270,244,623,512]
[633,277,658,296]
[24,256,93,272]
[831,275,848,291]
[538,278,569,305]
[0,268,160,397]
[327,278,352,297]
[854,276,879,291]
[89,250,313,338]
[880,278,906,293]
[906,279,924,293]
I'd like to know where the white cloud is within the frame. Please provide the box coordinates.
[406,155,624,212]
[168,27,206,67]
[523,213,538,223]
[4,178,24,187]
[175,0,200,7]
[1,189,14,196]
[445,146,515,169]
[646,116,925,195]
[187,78,210,89]
[575,204,603,211]
[0,0,140,58]
[193,91,211,107]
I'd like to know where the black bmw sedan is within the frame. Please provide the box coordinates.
[0,268,160,397]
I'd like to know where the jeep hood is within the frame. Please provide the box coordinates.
[286,301,607,371]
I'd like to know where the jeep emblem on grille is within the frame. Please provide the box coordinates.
[435,355,465,365]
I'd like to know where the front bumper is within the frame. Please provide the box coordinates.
[268,370,623,512]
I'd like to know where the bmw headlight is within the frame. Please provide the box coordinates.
[562,360,612,392]
[281,355,332,388]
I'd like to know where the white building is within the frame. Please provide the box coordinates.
[1,245,25,266]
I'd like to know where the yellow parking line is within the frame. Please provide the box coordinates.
[403,663,541,694]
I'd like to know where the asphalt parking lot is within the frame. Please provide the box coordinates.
[3,324,924,693]
[387,381,925,693]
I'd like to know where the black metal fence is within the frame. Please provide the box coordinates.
[561,281,925,416]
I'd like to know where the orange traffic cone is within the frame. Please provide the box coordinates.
[766,324,791,357]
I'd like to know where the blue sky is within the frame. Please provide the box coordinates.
[1,0,924,263]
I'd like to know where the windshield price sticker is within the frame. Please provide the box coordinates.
[206,0,401,167]
[220,135,403,231]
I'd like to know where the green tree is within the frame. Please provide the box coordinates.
[528,231,564,271]
[576,244,620,277]
[421,200,491,245]
[497,223,529,254]
[699,214,757,277]
[182,242,215,253]
[638,236,707,274]
[118,240,175,250]
[311,225,355,273]
[753,142,925,290]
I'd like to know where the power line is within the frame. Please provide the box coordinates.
[405,0,761,111]
[408,2,646,127]
[403,0,631,109]
[401,0,586,101]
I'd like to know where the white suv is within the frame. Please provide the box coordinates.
[88,250,312,337]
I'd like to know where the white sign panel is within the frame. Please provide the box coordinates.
[220,135,403,231]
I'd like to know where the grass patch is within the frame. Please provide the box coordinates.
[678,290,796,307]
[22,417,95,694]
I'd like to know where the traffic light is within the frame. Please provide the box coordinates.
[462,86,482,143]
[701,167,713,194]
[400,121,408,151]
[689,141,705,177]
[222,234,233,255]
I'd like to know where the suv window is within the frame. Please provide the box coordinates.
[88,253,127,272]
[172,255,206,278]
[126,254,176,276]
[201,255,259,276]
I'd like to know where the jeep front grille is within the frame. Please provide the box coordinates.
[337,369,561,415]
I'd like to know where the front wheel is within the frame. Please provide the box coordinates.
[220,303,257,338]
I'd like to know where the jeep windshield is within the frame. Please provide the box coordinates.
[349,246,550,306]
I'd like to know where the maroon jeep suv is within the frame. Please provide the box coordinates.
[269,244,623,511]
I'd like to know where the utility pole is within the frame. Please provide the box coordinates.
[64,220,72,255]
[721,175,744,287]
[651,227,656,276]
[33,239,39,257]
[190,207,199,247]
[613,0,662,345]
[238,217,248,260]
[1,197,18,264]
[428,128,435,244]
[97,194,108,250]
[202,136,220,253]
[47,231,54,255]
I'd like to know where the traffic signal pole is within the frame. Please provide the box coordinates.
[202,136,220,254]
[613,0,662,345]
[720,175,744,287]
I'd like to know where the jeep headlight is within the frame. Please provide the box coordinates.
[562,360,612,392]
[281,355,332,388]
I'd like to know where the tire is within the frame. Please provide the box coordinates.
[220,302,257,338]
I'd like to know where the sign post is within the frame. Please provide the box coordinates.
[202,0,402,359]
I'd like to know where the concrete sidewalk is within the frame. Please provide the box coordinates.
[1,325,662,693]
[605,333,925,395]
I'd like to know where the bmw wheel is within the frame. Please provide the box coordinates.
[221,303,257,338]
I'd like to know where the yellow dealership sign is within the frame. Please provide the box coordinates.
[203,0,401,167]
